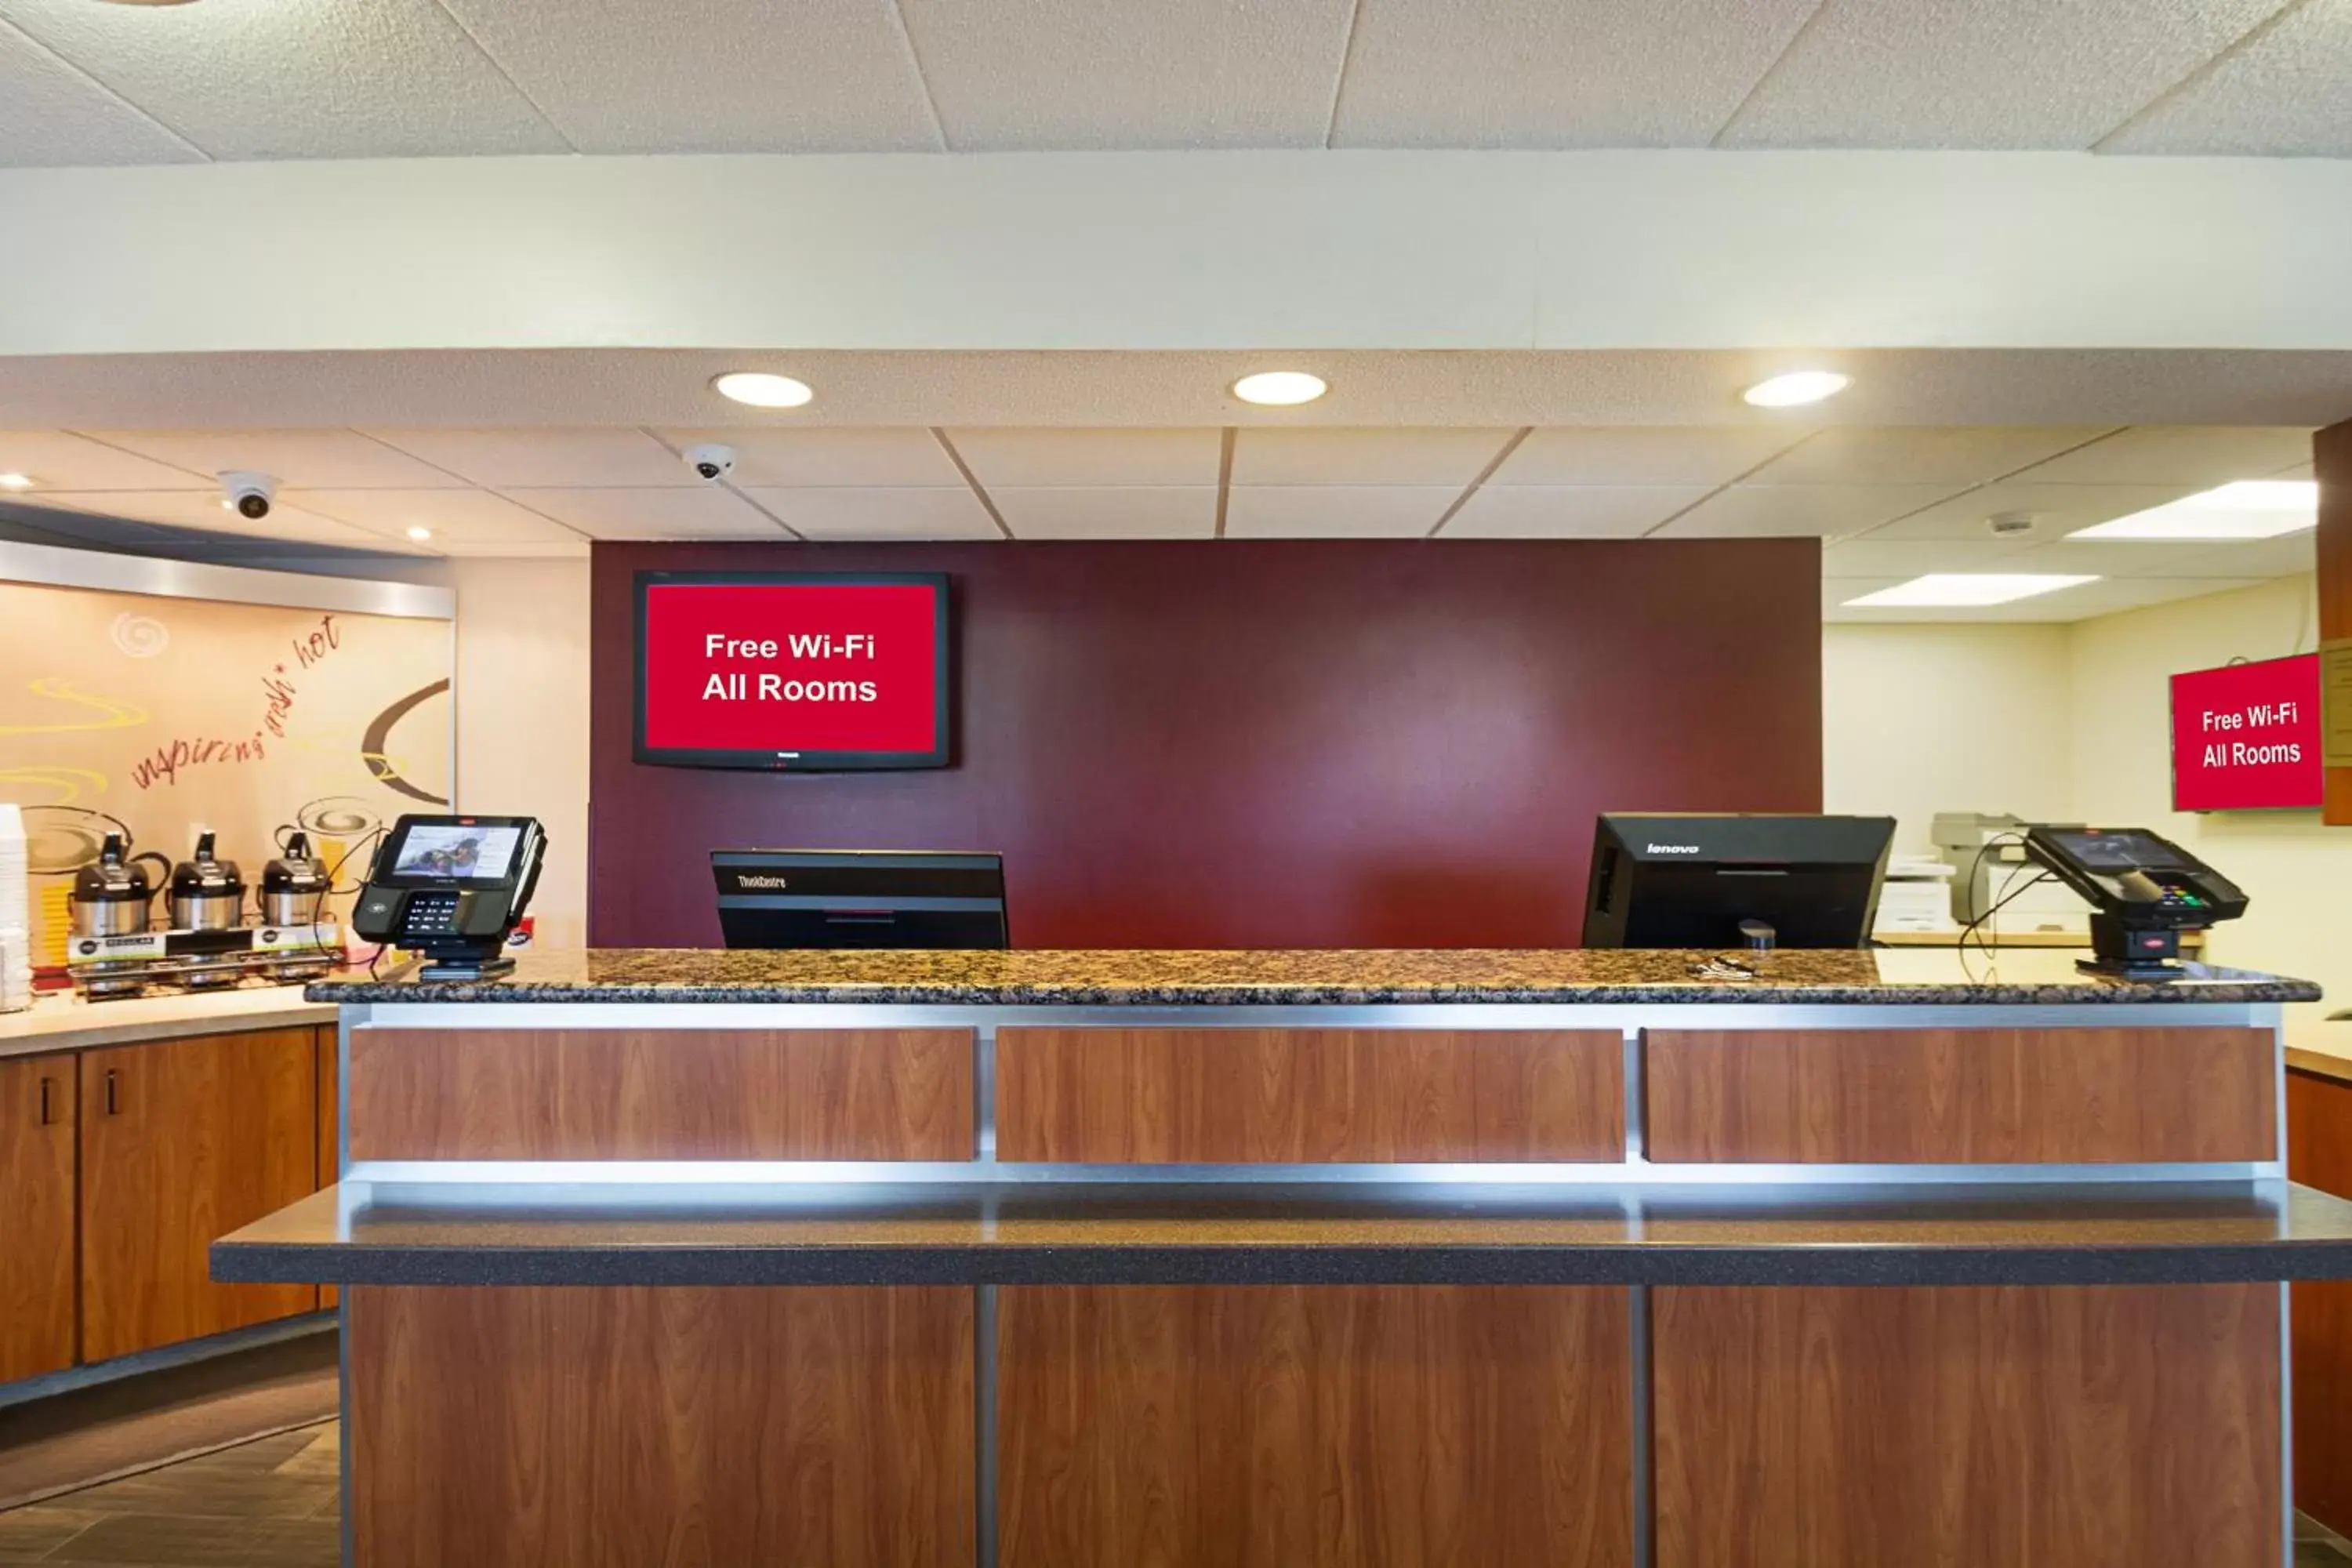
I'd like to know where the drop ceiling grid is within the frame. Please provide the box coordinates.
[0,0,2346,161]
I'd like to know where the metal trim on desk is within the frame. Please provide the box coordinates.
[347,1000,2283,1033]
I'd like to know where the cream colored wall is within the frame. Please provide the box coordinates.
[2064,574,2345,1051]
[1827,575,2346,1051]
[451,557,591,952]
[1822,622,2074,855]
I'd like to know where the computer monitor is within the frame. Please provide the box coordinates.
[711,849,1008,950]
[1581,814,1895,949]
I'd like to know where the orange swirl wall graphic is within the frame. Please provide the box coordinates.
[0,581,451,963]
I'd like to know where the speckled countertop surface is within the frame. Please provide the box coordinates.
[214,1181,2352,1287]
[309,947,2321,1007]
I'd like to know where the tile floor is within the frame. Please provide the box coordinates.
[0,1420,2348,1566]
[0,1425,337,1567]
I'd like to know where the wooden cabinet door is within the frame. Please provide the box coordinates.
[80,1027,318,1363]
[0,1053,78,1382]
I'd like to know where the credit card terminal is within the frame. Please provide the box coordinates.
[352,815,545,979]
[2024,825,2246,978]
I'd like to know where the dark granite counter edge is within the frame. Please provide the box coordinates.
[213,1236,2352,1288]
[307,981,2323,1006]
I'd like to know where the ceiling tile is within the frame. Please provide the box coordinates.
[1819,537,2046,578]
[2172,530,2320,579]
[990,486,1216,539]
[2102,0,2352,155]
[38,489,423,550]
[2006,531,2320,581]
[79,430,466,489]
[1224,486,1457,538]
[1443,485,1712,538]
[0,430,211,491]
[1492,427,1802,486]
[1229,428,1513,486]
[1748,426,2117,487]
[0,16,204,166]
[1858,481,2198,543]
[652,429,964,488]
[896,0,1353,150]
[742,487,1003,541]
[1718,0,2285,149]
[292,488,581,548]
[1653,484,1959,539]
[1334,0,1819,147]
[433,0,938,154]
[945,430,1221,488]
[0,0,568,160]
[361,429,691,488]
[499,487,786,540]
[2005,426,2315,485]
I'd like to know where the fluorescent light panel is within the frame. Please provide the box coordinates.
[1844,574,2098,608]
[2070,480,2316,541]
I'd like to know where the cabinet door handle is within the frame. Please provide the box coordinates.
[103,1068,119,1116]
[38,1075,55,1126]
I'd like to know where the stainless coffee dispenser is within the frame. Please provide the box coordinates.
[170,833,245,985]
[70,834,169,997]
[260,832,334,980]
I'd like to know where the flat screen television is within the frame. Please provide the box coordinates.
[633,572,951,771]
[2169,652,2321,811]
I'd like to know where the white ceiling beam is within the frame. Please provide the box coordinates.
[3,151,2350,360]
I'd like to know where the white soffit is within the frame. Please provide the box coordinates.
[9,154,2352,360]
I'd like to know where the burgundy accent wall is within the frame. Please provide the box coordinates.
[588,539,1822,949]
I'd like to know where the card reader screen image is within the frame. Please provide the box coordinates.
[2038,829,2187,873]
[390,823,522,881]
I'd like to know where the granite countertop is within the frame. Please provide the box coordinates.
[215,1180,2352,1288]
[308,947,2322,1007]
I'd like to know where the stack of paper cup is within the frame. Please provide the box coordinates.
[0,804,31,1012]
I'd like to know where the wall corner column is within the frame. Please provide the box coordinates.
[2316,419,2352,825]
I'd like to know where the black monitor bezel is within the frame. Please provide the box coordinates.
[368,815,542,891]
[632,571,953,773]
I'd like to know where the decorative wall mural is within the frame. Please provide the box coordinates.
[0,582,452,965]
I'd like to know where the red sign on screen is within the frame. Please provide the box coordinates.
[2170,653,2321,811]
[634,575,948,769]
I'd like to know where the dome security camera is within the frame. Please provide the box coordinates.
[684,444,737,484]
[220,471,278,521]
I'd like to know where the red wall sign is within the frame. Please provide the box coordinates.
[634,574,948,769]
[2170,653,2322,811]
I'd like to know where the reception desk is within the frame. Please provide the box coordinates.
[216,949,2352,1567]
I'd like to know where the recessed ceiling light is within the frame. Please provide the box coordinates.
[1742,370,1850,408]
[712,372,814,409]
[1844,574,2098,608]
[0,473,33,490]
[405,526,434,541]
[1232,371,1327,407]
[2069,479,2318,542]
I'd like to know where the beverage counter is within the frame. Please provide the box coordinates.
[218,947,2350,1567]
